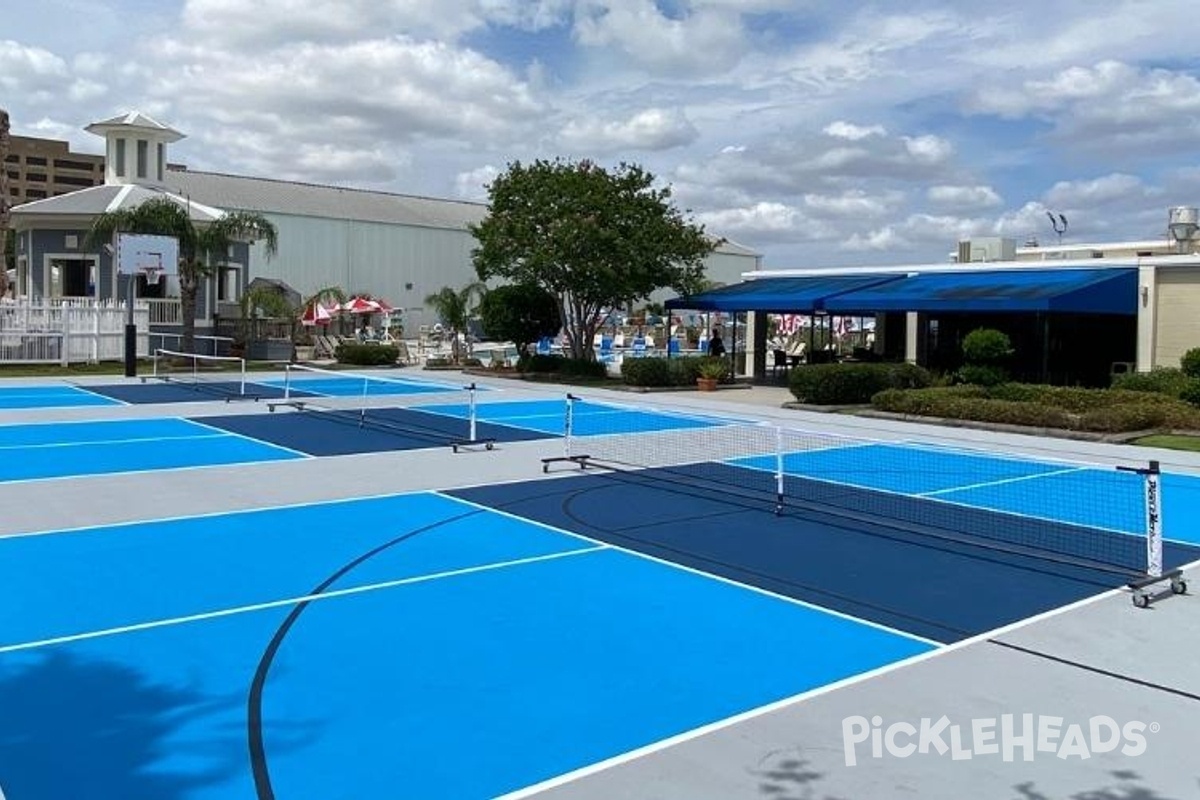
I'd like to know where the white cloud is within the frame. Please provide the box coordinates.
[573,0,748,74]
[823,121,886,140]
[928,185,1002,209]
[559,108,699,152]
[1044,174,1149,209]
[454,164,500,200]
[803,190,903,218]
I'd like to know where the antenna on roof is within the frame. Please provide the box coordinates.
[1047,211,1068,245]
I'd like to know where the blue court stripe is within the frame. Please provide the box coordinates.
[0,417,218,447]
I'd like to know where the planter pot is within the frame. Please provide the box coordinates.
[696,377,719,392]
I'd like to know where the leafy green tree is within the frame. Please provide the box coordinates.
[959,327,1013,386]
[0,106,10,297]
[477,283,560,358]
[470,159,716,360]
[85,197,277,353]
[424,281,487,363]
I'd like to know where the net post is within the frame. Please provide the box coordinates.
[467,382,478,443]
[283,364,293,400]
[1145,460,1163,579]
[450,382,496,452]
[238,357,246,397]
[774,424,784,516]
[540,392,589,471]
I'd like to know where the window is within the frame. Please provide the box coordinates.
[25,156,47,166]
[26,172,47,182]
[157,143,165,182]
[53,158,97,171]
[114,139,126,176]
[25,189,46,199]
[54,175,96,188]
[136,140,148,178]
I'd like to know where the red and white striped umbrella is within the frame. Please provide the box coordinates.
[341,296,381,314]
[301,301,334,326]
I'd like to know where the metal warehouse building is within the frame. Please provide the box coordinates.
[9,112,761,339]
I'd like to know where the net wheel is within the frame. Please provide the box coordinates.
[1171,579,1187,595]
[485,442,495,451]
[1133,593,1151,609]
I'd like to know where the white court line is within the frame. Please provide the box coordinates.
[182,416,315,459]
[918,466,1091,497]
[439,493,941,648]
[494,556,1200,800]
[0,432,230,451]
[0,544,606,655]
[65,384,131,406]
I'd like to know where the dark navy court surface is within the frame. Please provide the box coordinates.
[200,405,554,455]
[87,380,304,405]
[86,373,465,405]
[449,468,1200,643]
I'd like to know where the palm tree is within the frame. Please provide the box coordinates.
[424,281,487,363]
[85,197,277,353]
[0,106,10,299]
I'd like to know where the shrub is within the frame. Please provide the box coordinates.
[888,362,934,390]
[1111,367,1189,397]
[621,357,672,387]
[667,356,706,386]
[519,353,565,373]
[790,363,891,405]
[961,328,1013,364]
[957,364,1008,387]
[558,358,609,379]
[1077,404,1170,433]
[335,343,399,366]
[1179,378,1200,408]
[1182,348,1200,378]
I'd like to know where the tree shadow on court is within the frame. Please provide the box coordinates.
[1013,771,1193,800]
[750,748,849,800]
[0,649,319,800]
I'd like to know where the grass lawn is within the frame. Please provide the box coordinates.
[1131,433,1200,452]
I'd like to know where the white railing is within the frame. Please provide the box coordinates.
[147,298,183,325]
[0,299,151,365]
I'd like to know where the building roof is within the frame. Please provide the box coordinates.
[85,111,185,142]
[165,169,490,231]
[9,183,224,224]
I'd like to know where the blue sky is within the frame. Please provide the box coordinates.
[3,0,1198,267]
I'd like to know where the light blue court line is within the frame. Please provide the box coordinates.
[0,417,303,483]
[0,492,931,800]
[255,375,455,397]
[0,384,123,409]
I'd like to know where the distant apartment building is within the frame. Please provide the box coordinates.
[3,135,105,206]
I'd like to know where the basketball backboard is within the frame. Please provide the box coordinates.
[115,233,179,277]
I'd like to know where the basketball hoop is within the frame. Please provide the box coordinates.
[142,267,164,286]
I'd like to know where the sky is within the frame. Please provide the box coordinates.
[3,0,1199,268]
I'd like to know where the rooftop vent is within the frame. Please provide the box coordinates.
[956,237,1017,264]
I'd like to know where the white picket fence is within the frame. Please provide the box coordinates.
[0,299,151,365]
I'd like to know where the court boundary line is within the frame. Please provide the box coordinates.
[917,465,1092,496]
[0,431,232,451]
[0,448,309,488]
[492,567,1171,800]
[65,382,132,406]
[0,544,606,654]
[183,416,315,459]
[439,493,941,648]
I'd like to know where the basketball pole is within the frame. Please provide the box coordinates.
[124,270,137,377]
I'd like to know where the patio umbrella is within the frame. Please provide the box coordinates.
[301,301,334,326]
[341,296,381,315]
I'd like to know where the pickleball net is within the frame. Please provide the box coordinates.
[270,363,495,451]
[542,394,1178,590]
[147,349,249,400]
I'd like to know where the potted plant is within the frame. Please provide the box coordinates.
[696,359,726,391]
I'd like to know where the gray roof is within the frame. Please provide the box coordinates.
[9,184,224,224]
[165,169,489,231]
[85,111,185,141]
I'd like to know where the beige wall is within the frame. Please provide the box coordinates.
[1153,267,1200,367]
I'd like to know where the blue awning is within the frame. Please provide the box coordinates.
[822,267,1137,314]
[665,274,901,312]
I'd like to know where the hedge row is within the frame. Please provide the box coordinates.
[872,385,1200,432]
[620,356,723,387]
[518,354,609,379]
[336,343,400,366]
[788,362,933,405]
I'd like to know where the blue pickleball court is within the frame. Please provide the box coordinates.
[417,397,739,436]
[0,384,124,410]
[0,492,932,800]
